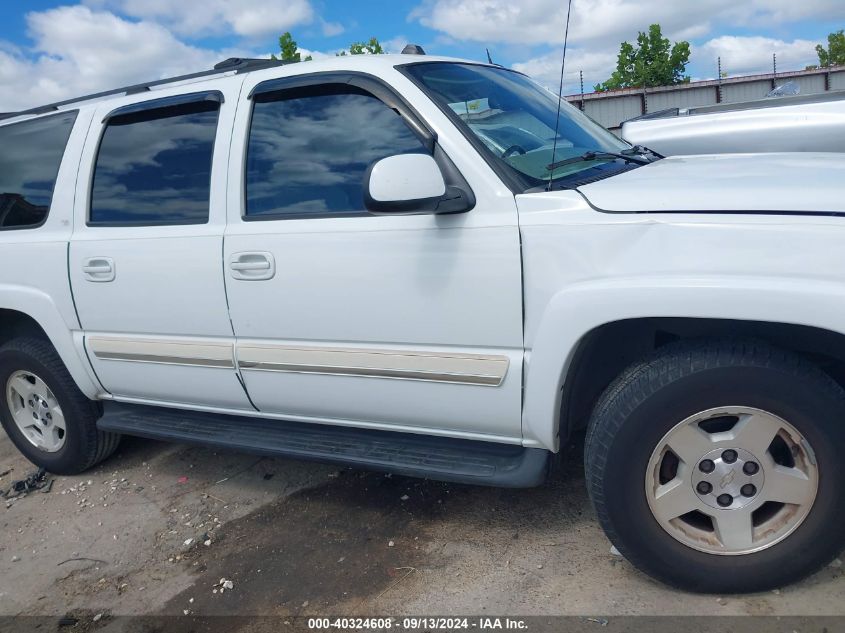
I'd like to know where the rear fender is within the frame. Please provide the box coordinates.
[0,285,102,398]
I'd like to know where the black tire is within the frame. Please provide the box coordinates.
[0,337,120,475]
[585,338,845,593]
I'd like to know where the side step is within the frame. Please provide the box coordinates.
[97,403,550,488]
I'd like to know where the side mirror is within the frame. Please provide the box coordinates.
[364,153,472,215]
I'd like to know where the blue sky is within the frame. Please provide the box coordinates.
[0,0,843,111]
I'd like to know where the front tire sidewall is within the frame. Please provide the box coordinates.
[596,365,845,593]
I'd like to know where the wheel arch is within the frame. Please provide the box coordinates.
[0,290,102,398]
[524,277,845,451]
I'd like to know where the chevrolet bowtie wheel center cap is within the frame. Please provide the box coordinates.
[694,447,763,510]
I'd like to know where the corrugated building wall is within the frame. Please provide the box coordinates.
[567,67,845,131]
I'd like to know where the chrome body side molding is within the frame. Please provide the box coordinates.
[87,337,509,386]
[88,337,234,368]
[237,344,509,386]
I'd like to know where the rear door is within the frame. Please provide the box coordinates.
[69,84,252,410]
[223,70,524,441]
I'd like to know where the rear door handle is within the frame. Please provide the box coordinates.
[230,252,275,281]
[82,257,115,282]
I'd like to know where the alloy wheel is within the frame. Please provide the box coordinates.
[645,406,818,555]
[6,370,67,453]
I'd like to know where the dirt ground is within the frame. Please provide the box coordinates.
[1,430,844,628]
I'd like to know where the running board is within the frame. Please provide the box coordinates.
[97,403,550,488]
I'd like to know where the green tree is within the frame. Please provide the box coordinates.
[816,30,845,67]
[337,37,384,56]
[595,24,690,91]
[271,32,312,62]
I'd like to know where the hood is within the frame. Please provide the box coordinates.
[577,153,845,215]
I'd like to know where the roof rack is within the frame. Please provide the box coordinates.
[0,57,292,123]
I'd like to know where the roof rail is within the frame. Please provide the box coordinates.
[0,57,292,123]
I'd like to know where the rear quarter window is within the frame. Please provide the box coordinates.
[0,111,78,230]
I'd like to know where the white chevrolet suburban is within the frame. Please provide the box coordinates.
[1,51,844,594]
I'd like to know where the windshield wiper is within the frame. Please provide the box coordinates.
[547,150,650,172]
[623,144,664,159]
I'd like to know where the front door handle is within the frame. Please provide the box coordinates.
[82,257,115,282]
[230,252,275,281]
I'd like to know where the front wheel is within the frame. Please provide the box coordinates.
[0,337,120,475]
[585,339,845,592]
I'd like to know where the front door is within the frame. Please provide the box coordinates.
[224,71,524,441]
[69,84,252,410]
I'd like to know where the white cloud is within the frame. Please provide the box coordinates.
[696,36,820,77]
[0,6,249,111]
[410,0,725,48]
[84,0,314,38]
[512,48,618,94]
[410,0,845,50]
[381,36,412,54]
[741,0,845,25]
[320,20,345,38]
[296,47,337,61]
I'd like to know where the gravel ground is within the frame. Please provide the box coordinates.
[1,430,843,629]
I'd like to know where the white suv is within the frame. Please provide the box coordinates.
[1,52,844,594]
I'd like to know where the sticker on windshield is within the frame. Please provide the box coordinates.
[448,98,492,118]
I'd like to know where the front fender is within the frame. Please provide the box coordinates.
[522,275,845,450]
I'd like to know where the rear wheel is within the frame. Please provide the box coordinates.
[585,339,845,592]
[0,337,120,474]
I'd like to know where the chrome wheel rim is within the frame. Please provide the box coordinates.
[645,406,818,556]
[5,371,67,453]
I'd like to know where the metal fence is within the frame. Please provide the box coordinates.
[566,65,845,132]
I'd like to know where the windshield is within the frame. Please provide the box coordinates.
[403,62,633,190]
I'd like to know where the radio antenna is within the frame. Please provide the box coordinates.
[547,0,574,191]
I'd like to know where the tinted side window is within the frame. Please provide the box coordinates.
[90,101,219,226]
[246,87,426,219]
[0,112,77,230]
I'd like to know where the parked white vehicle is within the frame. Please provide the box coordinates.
[622,89,845,155]
[2,51,844,594]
